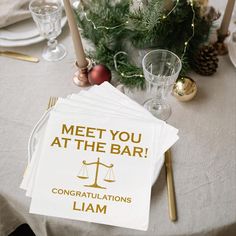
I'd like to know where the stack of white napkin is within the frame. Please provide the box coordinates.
[20,82,178,231]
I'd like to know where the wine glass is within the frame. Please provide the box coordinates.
[142,49,182,121]
[29,0,66,61]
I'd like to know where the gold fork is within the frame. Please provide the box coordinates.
[47,97,58,109]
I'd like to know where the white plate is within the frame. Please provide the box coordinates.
[0,16,67,47]
[0,18,40,41]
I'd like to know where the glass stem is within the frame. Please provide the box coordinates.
[156,85,163,100]
[47,38,57,51]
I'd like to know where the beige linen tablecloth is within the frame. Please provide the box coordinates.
[0,26,236,236]
[0,2,236,236]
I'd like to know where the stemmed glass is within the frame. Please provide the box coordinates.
[142,49,182,121]
[29,0,66,61]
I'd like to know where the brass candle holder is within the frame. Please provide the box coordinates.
[73,58,92,87]
[214,30,230,55]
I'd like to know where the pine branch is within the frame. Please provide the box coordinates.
[75,0,212,88]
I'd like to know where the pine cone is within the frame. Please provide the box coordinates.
[191,44,219,76]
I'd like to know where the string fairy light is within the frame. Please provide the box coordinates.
[113,51,144,78]
[80,0,196,78]
[81,0,180,30]
[181,0,196,59]
[162,0,180,19]
[83,12,129,30]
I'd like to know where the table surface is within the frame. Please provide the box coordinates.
[0,2,236,236]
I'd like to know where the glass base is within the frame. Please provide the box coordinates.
[42,43,66,61]
[143,98,171,121]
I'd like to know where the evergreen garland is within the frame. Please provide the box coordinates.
[76,0,212,88]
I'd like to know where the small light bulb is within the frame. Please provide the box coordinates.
[191,23,194,27]
[121,73,124,76]
[162,15,166,19]
[126,21,129,24]
[185,42,188,46]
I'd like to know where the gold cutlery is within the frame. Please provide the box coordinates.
[47,97,58,109]
[165,149,177,221]
[0,50,39,63]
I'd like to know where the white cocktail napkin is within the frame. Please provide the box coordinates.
[20,82,179,231]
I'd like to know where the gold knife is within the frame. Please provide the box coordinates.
[165,149,177,221]
[0,50,39,63]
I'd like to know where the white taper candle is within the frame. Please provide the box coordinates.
[219,0,236,35]
[63,0,88,68]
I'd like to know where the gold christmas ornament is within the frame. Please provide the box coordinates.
[172,76,197,102]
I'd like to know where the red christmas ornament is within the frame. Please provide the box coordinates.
[88,64,111,85]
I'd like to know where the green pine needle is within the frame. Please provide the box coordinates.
[75,0,211,88]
